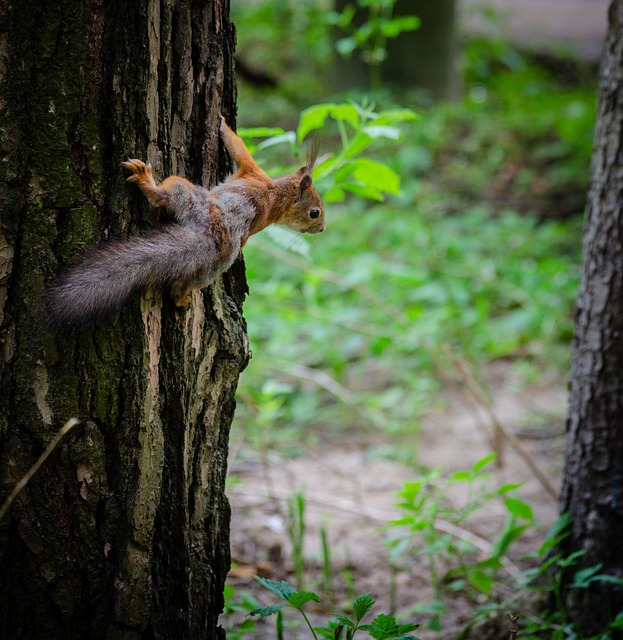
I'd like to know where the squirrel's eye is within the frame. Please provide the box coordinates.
[309,209,320,219]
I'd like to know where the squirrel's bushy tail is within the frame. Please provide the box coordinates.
[47,225,215,332]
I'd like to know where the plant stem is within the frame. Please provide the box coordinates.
[298,607,320,640]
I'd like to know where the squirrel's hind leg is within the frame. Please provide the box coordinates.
[171,280,193,307]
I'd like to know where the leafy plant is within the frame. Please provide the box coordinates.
[250,577,421,640]
[513,514,623,640]
[222,583,260,639]
[386,453,535,629]
[240,100,417,205]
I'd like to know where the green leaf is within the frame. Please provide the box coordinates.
[447,470,472,483]
[472,452,497,473]
[323,186,346,203]
[298,105,333,142]
[249,603,287,617]
[342,182,384,201]
[254,577,297,601]
[362,125,401,140]
[257,131,296,150]
[373,108,418,125]
[352,593,375,622]
[335,158,401,196]
[288,591,320,608]
[504,497,535,521]
[468,569,493,594]
[238,127,286,138]
[333,613,356,628]
[491,519,529,558]
[360,613,400,640]
[381,16,421,38]
[495,482,523,495]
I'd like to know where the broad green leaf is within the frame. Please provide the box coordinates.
[342,182,384,201]
[264,225,311,258]
[298,105,333,142]
[343,132,374,160]
[257,131,296,150]
[254,577,296,601]
[249,603,287,617]
[468,569,493,593]
[352,593,375,622]
[335,158,401,196]
[298,103,362,141]
[323,186,346,203]
[360,613,399,640]
[288,590,320,608]
[504,497,535,521]
[330,104,361,127]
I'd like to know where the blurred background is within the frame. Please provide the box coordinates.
[223,1,610,637]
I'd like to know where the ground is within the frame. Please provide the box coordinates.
[225,363,567,638]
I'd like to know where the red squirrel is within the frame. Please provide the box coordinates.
[47,117,325,331]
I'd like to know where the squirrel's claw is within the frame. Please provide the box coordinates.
[122,159,153,183]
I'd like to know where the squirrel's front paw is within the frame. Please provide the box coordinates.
[122,159,152,183]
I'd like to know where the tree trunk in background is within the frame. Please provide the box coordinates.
[561,0,623,634]
[384,0,457,100]
[0,1,244,638]
[332,0,457,100]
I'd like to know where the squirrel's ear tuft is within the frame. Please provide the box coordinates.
[306,138,320,171]
[299,172,312,194]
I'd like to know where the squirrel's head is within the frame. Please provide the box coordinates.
[279,144,325,234]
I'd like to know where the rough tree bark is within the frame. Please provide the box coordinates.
[561,0,623,634]
[0,1,244,638]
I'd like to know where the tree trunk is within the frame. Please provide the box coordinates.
[0,1,244,638]
[561,0,623,634]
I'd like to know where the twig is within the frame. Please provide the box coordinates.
[508,613,519,640]
[444,346,559,502]
[0,417,81,521]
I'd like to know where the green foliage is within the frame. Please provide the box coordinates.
[249,578,421,640]
[510,514,623,640]
[240,100,417,203]
[222,583,260,639]
[327,0,420,74]
[386,453,534,629]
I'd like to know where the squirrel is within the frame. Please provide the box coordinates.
[47,117,325,331]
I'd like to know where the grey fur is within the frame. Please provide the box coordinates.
[47,186,255,332]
